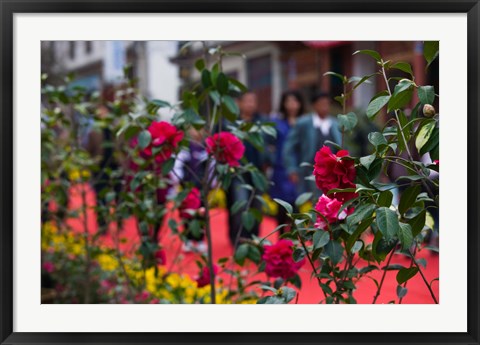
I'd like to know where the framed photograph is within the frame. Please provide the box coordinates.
[1,1,479,344]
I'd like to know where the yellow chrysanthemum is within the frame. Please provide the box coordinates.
[96,254,118,271]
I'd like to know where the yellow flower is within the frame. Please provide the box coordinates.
[96,254,118,271]
[207,188,226,209]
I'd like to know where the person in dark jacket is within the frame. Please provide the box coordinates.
[283,91,342,198]
[225,91,266,248]
[267,90,305,232]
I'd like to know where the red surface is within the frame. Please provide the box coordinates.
[65,184,439,304]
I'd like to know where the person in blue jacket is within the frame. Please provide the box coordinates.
[267,90,305,231]
[283,91,342,199]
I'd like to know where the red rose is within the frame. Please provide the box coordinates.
[141,121,184,164]
[314,195,352,230]
[205,132,245,167]
[42,261,55,273]
[262,239,304,280]
[154,249,167,266]
[179,187,201,219]
[196,265,219,288]
[313,146,357,202]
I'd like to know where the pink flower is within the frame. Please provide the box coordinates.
[205,132,245,167]
[179,187,201,219]
[140,121,184,164]
[314,195,352,230]
[135,291,151,303]
[154,249,167,266]
[313,146,357,202]
[42,261,55,273]
[434,160,439,166]
[196,265,219,288]
[262,239,304,280]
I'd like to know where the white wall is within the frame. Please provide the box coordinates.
[352,41,377,110]
[146,41,180,105]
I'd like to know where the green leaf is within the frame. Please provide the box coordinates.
[390,62,413,77]
[375,207,400,241]
[241,212,255,231]
[223,95,240,116]
[216,72,229,94]
[353,49,381,62]
[247,245,261,264]
[195,59,205,71]
[415,120,436,152]
[188,219,202,238]
[346,218,373,252]
[209,90,221,105]
[351,73,376,90]
[228,78,248,93]
[347,204,376,227]
[396,267,419,284]
[338,112,358,131]
[399,185,421,215]
[351,241,363,254]
[398,223,414,249]
[234,243,249,265]
[323,71,346,83]
[280,286,297,303]
[377,190,393,208]
[231,200,247,215]
[250,170,268,192]
[368,132,388,148]
[388,81,414,111]
[417,85,435,105]
[161,158,175,176]
[324,240,343,266]
[359,154,376,169]
[366,95,390,118]
[313,230,330,249]
[295,192,312,207]
[201,69,212,88]
[420,127,439,156]
[293,248,306,262]
[273,198,293,215]
[138,130,152,149]
[397,285,408,298]
[423,41,439,67]
[408,210,426,237]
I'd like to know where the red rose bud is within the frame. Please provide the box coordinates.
[262,239,305,280]
[423,104,436,118]
[206,132,245,167]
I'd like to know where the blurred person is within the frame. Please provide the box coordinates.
[225,91,266,248]
[172,128,209,253]
[86,100,123,234]
[266,90,305,231]
[283,91,342,198]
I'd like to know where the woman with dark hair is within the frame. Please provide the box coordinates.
[268,90,305,231]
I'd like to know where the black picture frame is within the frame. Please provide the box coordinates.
[1,1,479,344]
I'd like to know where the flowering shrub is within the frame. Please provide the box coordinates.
[41,42,439,305]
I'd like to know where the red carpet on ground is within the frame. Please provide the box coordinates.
[65,184,439,304]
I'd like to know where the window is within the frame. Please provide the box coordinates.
[85,41,92,54]
[247,54,272,114]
